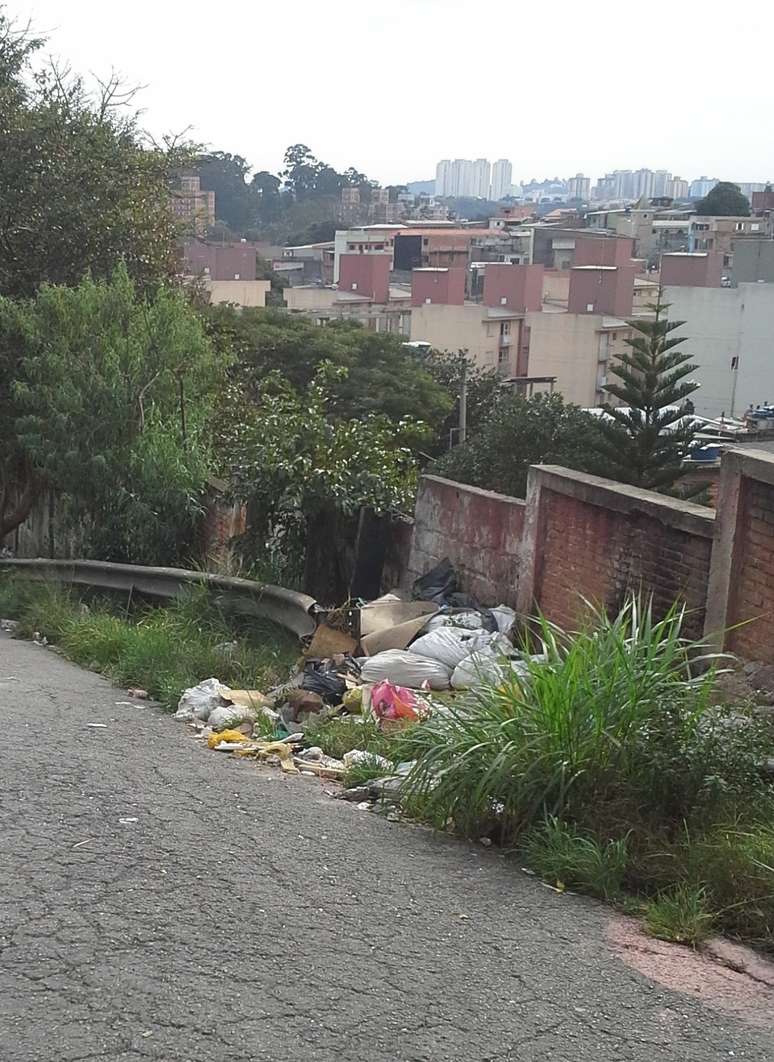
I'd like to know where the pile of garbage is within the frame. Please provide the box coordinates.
[173,559,533,792]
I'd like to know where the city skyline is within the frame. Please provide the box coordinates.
[20,0,773,187]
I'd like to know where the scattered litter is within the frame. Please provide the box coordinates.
[72,839,92,849]
[174,678,229,722]
[285,688,324,721]
[207,704,257,733]
[127,688,149,700]
[32,631,48,646]
[305,623,358,659]
[119,817,138,824]
[360,649,451,690]
[115,700,143,708]
[371,680,421,723]
[85,722,108,729]
[300,663,347,705]
[356,801,372,811]
[342,687,363,713]
[359,596,439,656]
[342,749,392,771]
[0,618,18,632]
[409,627,480,670]
[219,687,270,709]
[207,729,251,749]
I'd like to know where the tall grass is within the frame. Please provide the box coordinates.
[0,575,297,710]
[398,597,735,840]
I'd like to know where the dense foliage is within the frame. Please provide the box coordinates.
[0,267,224,562]
[695,181,750,217]
[0,12,185,298]
[431,392,604,497]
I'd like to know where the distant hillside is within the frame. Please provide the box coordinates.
[406,179,435,195]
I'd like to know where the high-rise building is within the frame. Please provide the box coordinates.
[567,173,591,201]
[491,159,513,201]
[632,168,655,199]
[690,176,719,199]
[667,176,689,199]
[435,160,451,197]
[473,158,491,199]
[652,170,671,197]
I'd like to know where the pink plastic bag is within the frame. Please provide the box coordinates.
[371,680,419,723]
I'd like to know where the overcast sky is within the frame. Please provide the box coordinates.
[20,0,774,186]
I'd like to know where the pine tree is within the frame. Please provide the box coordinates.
[596,294,699,492]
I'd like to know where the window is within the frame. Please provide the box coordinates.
[498,349,509,366]
[611,332,617,340]
[425,297,432,304]
[735,222,744,232]
[351,282,358,290]
[752,223,761,232]
[234,272,240,280]
[500,321,511,336]
[423,238,429,246]
[586,302,595,312]
[500,296,507,305]
[374,243,384,250]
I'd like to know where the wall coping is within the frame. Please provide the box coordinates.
[532,465,716,539]
[420,474,527,508]
[720,447,774,486]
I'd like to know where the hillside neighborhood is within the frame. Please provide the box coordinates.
[1,4,774,1061]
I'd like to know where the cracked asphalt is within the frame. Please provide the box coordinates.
[1,631,773,1061]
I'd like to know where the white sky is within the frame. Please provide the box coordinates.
[19,0,774,186]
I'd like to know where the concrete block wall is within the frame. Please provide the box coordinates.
[408,475,525,606]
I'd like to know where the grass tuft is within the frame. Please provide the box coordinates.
[644,884,715,946]
[523,816,629,899]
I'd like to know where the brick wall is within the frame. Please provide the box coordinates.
[534,485,713,637]
[707,451,774,663]
[408,475,525,606]
[517,467,716,638]
[727,478,774,660]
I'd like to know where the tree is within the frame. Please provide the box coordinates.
[432,392,604,498]
[0,266,225,561]
[196,152,257,232]
[219,363,421,601]
[0,12,186,298]
[421,350,504,455]
[594,296,699,492]
[695,182,750,217]
[202,307,453,444]
[281,143,320,197]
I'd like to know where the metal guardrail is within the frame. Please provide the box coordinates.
[0,558,318,639]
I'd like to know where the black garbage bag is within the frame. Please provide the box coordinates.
[301,662,347,705]
[412,558,458,604]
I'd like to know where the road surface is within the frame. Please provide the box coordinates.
[1,631,772,1061]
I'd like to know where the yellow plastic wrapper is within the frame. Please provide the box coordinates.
[207,729,249,749]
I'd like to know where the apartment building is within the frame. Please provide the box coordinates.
[689,215,772,267]
[171,174,215,236]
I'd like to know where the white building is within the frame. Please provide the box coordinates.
[491,159,513,202]
[473,158,491,199]
[664,282,774,418]
[435,160,451,197]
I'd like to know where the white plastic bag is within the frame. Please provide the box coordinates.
[342,749,392,772]
[409,627,478,670]
[491,605,517,635]
[207,704,257,732]
[360,649,451,690]
[451,652,528,690]
[174,677,228,722]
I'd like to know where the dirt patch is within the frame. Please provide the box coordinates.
[608,915,774,1028]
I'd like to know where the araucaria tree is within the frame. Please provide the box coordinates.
[596,296,699,492]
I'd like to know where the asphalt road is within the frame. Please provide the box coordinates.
[1,631,772,1062]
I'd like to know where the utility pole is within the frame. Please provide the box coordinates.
[459,352,468,444]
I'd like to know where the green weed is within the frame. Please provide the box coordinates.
[302,715,394,761]
[524,816,629,900]
[644,884,715,946]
